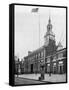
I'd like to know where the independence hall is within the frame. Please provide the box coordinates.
[16,17,67,74]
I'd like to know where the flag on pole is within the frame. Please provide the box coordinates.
[31,8,39,12]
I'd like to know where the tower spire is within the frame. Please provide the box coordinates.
[49,9,51,23]
[44,14,55,46]
[49,15,51,24]
[47,15,52,32]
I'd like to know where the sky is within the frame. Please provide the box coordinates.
[14,5,66,59]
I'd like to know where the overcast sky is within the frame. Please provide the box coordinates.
[14,5,66,59]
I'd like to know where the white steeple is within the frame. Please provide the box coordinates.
[44,16,55,46]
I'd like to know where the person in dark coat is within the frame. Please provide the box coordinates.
[41,66,45,80]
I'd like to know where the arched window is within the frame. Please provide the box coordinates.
[41,51,44,57]
[47,57,50,63]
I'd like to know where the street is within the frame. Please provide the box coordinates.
[15,77,49,85]
[14,73,66,85]
[18,73,66,82]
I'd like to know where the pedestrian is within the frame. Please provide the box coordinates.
[41,66,45,80]
[49,72,51,76]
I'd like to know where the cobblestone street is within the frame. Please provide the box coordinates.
[17,73,66,82]
[15,77,49,85]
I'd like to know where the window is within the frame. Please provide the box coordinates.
[59,61,63,64]
[58,53,63,59]
[40,59,44,63]
[45,58,47,62]
[47,64,50,72]
[41,51,44,57]
[38,53,40,58]
[47,64,50,66]
[47,57,50,62]
[53,63,56,66]
[36,54,38,59]
[53,56,56,61]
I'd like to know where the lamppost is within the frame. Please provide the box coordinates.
[17,58,19,77]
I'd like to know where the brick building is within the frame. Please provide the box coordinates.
[23,17,67,74]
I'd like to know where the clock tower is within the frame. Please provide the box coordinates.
[44,17,57,55]
[44,17,55,46]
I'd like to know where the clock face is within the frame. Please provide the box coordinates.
[50,35,55,40]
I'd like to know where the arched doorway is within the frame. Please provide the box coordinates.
[31,64,33,73]
[53,63,56,74]
[58,61,63,74]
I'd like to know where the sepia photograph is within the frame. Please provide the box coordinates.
[9,4,67,86]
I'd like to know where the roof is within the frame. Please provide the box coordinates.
[24,45,45,58]
[46,48,66,58]
[57,42,63,50]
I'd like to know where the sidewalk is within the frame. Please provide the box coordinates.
[18,73,66,82]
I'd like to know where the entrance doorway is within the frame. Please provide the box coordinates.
[53,66,56,74]
[58,61,63,74]
[60,65,63,74]
[31,64,33,73]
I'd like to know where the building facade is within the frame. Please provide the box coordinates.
[23,17,67,74]
[14,57,24,74]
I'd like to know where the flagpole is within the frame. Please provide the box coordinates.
[38,13,40,48]
[31,8,40,48]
